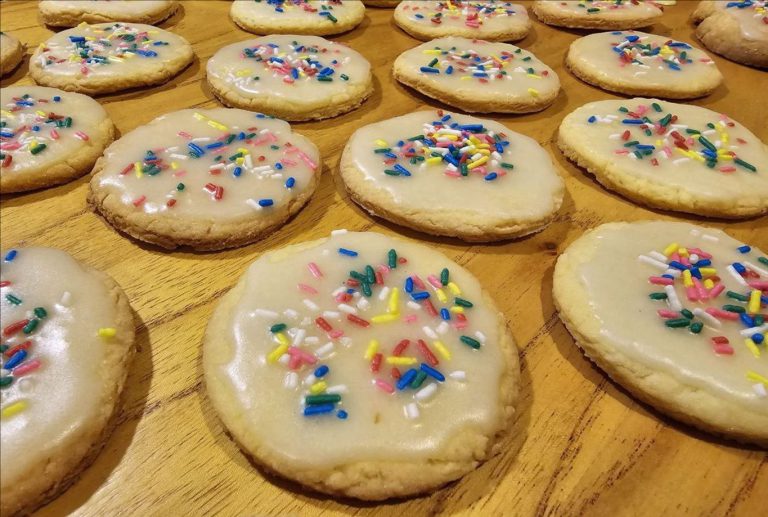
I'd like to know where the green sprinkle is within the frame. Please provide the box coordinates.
[23,318,39,334]
[410,370,428,389]
[340,74,349,81]
[365,265,376,284]
[0,377,13,389]
[176,183,185,191]
[722,304,746,313]
[727,291,750,302]
[317,76,332,82]
[33,307,47,319]
[30,144,47,155]
[649,292,668,300]
[225,134,236,144]
[755,315,765,326]
[305,394,341,405]
[460,163,469,176]
[758,257,768,266]
[440,268,449,286]
[501,162,514,169]
[428,58,438,67]
[5,294,22,305]
[734,158,757,172]
[624,140,639,147]
[454,297,473,308]
[665,318,690,328]
[690,322,703,334]
[681,309,694,319]
[374,148,392,154]
[460,335,481,349]
[659,114,672,127]
[362,282,372,297]
[384,169,400,176]
[0,345,6,353]
[652,102,662,112]
[698,135,717,152]
[388,249,397,269]
[349,271,367,282]
[270,323,287,333]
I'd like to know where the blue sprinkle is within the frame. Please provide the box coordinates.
[484,172,498,181]
[440,308,450,321]
[420,363,445,382]
[405,277,414,293]
[622,119,644,125]
[187,142,205,157]
[458,124,484,131]
[732,262,746,274]
[661,274,675,279]
[626,35,640,42]
[411,291,430,301]
[238,131,246,140]
[285,176,296,188]
[206,142,224,150]
[690,268,702,279]
[752,333,765,345]
[694,259,711,267]
[668,261,689,271]
[275,162,283,170]
[53,96,61,102]
[336,410,348,419]
[588,116,597,123]
[441,114,451,122]
[233,166,242,177]
[397,369,418,390]
[445,65,454,75]
[318,67,335,76]
[5,349,27,370]
[291,68,299,80]
[394,164,411,176]
[740,313,755,328]
[738,245,751,254]
[338,248,358,257]
[4,250,17,262]
[420,66,440,74]
[258,199,273,207]
[314,365,329,378]
[68,36,86,43]
[304,404,335,416]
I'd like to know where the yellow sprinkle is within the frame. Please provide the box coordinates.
[748,289,762,314]
[207,120,228,131]
[374,139,388,147]
[422,49,442,55]
[436,288,448,303]
[703,279,714,289]
[235,69,252,77]
[433,340,451,360]
[526,74,541,79]
[699,267,717,277]
[98,328,116,339]
[467,156,488,170]
[134,162,143,178]
[35,110,47,117]
[747,371,768,385]
[171,161,178,170]
[0,110,13,118]
[663,243,679,256]
[426,156,442,165]
[460,76,472,81]
[372,313,399,324]
[469,136,482,145]
[1,401,27,419]
[267,343,288,363]
[386,356,418,365]
[745,339,761,358]
[236,157,245,165]
[309,381,327,394]
[387,288,399,314]
[682,269,693,288]
[193,112,206,121]
[678,247,688,257]
[38,43,46,51]
[364,339,379,360]
[528,88,539,97]
[447,282,461,295]
[276,332,289,346]
[449,306,465,314]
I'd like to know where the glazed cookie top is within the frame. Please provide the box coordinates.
[714,0,768,41]
[0,248,129,483]
[230,0,365,29]
[205,231,511,468]
[0,86,110,175]
[396,1,530,34]
[565,221,767,409]
[32,22,191,79]
[207,35,371,102]
[395,37,559,102]
[344,110,563,221]
[561,98,768,204]
[535,0,663,19]
[568,31,721,87]
[92,108,319,220]
[39,0,176,19]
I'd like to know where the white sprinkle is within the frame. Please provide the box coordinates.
[404,402,420,420]
[726,265,748,287]
[322,310,340,319]
[449,370,467,381]
[338,303,357,314]
[701,234,720,242]
[436,321,449,335]
[292,328,306,346]
[315,342,334,358]
[331,286,346,297]
[689,254,700,263]
[638,255,669,271]
[0,368,9,377]
[649,250,668,262]
[301,317,312,327]
[415,383,437,402]
[672,158,690,165]
[357,297,370,311]
[331,229,348,236]
[303,373,317,386]
[283,372,298,389]
[693,308,722,329]
[283,309,299,319]
[422,326,438,339]
[754,383,767,398]
[246,199,262,210]
[741,324,768,337]
[326,384,348,394]
[665,285,683,311]
[690,228,701,237]
[252,308,278,318]
[474,331,487,343]
[305,336,319,345]
[60,291,72,306]
[664,268,682,278]
[278,354,290,366]
[303,299,319,311]
[378,286,390,301]
[744,261,768,277]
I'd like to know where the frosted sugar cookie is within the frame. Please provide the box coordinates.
[39,0,179,27]
[204,230,519,499]
[566,31,723,99]
[207,35,373,121]
[393,37,560,113]
[692,0,768,69]
[558,98,768,218]
[1,86,115,194]
[554,221,768,445]
[29,23,194,95]
[88,108,321,250]
[532,0,663,30]
[0,247,135,515]
[340,110,564,241]
[363,0,400,7]
[394,1,531,42]
[230,0,366,36]
[0,32,24,77]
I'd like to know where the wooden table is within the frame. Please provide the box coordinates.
[1,1,766,515]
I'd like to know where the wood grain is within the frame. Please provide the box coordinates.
[1,1,766,515]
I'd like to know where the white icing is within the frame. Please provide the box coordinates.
[39,0,175,18]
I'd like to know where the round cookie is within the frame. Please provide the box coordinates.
[88,108,321,251]
[29,22,194,96]
[692,0,768,69]
[566,31,723,99]
[230,0,366,36]
[394,1,532,42]
[340,110,564,241]
[204,230,519,500]
[393,36,560,113]
[553,221,768,446]
[0,32,24,78]
[207,35,373,122]
[532,0,663,30]
[1,86,115,194]
[39,0,179,27]
[0,247,135,516]
[558,98,768,218]
[363,0,401,7]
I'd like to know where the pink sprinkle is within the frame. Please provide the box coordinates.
[748,281,768,290]
[689,247,712,259]
[177,131,193,139]
[453,320,468,330]
[444,170,461,178]
[657,309,679,319]
[173,170,187,177]
[713,344,734,355]
[132,195,146,207]
[329,330,344,340]
[614,149,630,155]
[685,286,699,302]
[706,308,739,321]
[288,355,301,370]
[308,262,323,278]
[412,275,426,290]
[709,284,725,298]
[649,276,674,286]
[693,278,708,301]
[74,131,89,141]
[663,146,673,158]
[50,129,60,140]
[298,151,317,171]
[13,359,41,376]
[719,166,737,173]
[374,379,395,394]
[297,283,317,295]
[427,275,442,289]
[403,314,418,324]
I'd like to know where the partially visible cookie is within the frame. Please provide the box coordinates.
[0,247,135,516]
[533,0,663,30]
[566,30,723,99]
[553,221,768,446]
[204,230,520,500]
[207,35,373,121]
[394,1,531,42]
[29,22,194,96]
[340,110,564,241]
[558,98,768,218]
[393,36,560,113]
[1,86,115,194]
[0,32,24,77]
[39,0,179,27]
[230,0,366,36]
[363,0,400,7]
[692,0,768,69]
[88,108,321,250]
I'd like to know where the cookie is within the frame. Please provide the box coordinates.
[394,1,532,42]
[340,110,564,241]
[207,35,373,121]
[1,86,115,194]
[532,0,663,30]
[393,37,560,113]
[230,0,366,36]
[38,0,179,27]
[558,98,768,218]
[88,108,321,251]
[566,31,723,99]
[0,32,24,78]
[692,0,768,69]
[363,0,401,7]
[0,247,135,516]
[554,221,768,446]
[204,230,519,500]
[29,22,194,96]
